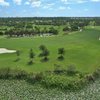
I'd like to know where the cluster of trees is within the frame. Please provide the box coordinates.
[16,45,65,64]
[63,22,86,32]
[5,29,35,37]
[0,17,100,37]
[5,26,58,37]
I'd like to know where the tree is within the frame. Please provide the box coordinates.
[0,32,4,35]
[42,49,49,61]
[70,23,78,31]
[63,26,70,32]
[29,49,35,64]
[39,45,49,62]
[49,27,58,35]
[39,45,46,51]
[43,27,47,33]
[15,50,20,62]
[89,21,96,26]
[58,48,65,60]
[26,24,33,29]
[34,26,40,35]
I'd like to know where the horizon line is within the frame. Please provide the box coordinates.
[0,16,100,18]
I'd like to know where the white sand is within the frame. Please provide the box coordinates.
[0,48,16,54]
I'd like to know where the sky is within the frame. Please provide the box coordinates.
[0,0,100,17]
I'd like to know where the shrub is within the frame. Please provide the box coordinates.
[27,72,43,84]
[27,73,36,83]
[0,68,27,79]
[93,68,100,78]
[35,72,43,81]
[28,61,33,65]
[58,55,64,60]
[0,67,100,91]
[67,65,77,75]
[0,68,10,79]
[41,74,83,90]
[39,45,46,51]
[11,70,27,79]
[54,64,65,74]
[85,74,95,82]
[63,26,70,32]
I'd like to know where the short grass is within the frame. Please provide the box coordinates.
[0,26,100,73]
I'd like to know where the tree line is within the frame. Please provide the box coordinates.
[0,17,99,36]
[0,17,100,26]
[5,26,58,37]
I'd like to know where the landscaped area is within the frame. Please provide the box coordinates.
[0,0,100,98]
[0,17,100,99]
[0,26,100,73]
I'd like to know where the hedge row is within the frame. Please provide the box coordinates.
[0,67,100,91]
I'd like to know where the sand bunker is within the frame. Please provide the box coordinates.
[0,48,16,54]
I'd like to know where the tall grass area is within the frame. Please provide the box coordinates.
[0,78,100,100]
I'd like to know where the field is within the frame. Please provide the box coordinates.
[0,26,100,74]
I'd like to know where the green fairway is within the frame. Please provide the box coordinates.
[0,26,100,73]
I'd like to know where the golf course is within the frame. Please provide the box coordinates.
[0,17,100,99]
[0,0,100,98]
[0,26,100,73]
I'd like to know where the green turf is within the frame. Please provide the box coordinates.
[0,26,100,73]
